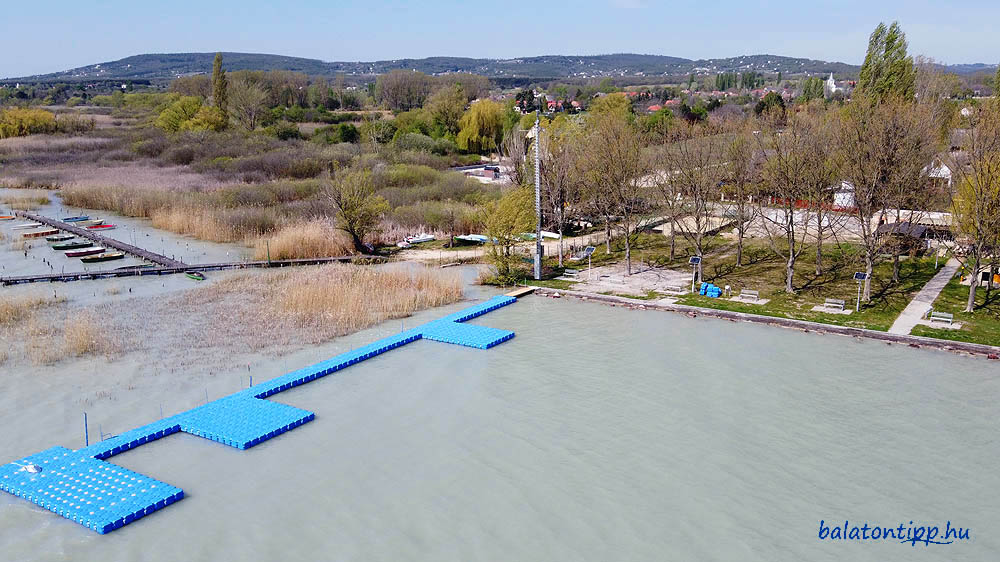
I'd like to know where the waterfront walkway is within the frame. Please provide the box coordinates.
[888,258,960,335]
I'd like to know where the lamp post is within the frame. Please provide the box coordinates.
[533,110,543,280]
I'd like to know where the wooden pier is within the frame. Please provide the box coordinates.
[1,256,382,286]
[14,211,187,268]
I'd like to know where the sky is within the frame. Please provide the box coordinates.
[2,0,999,77]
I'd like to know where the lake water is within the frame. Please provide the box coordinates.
[1,290,997,561]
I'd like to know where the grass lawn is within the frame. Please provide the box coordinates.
[541,229,940,333]
[674,245,941,332]
[910,275,1000,347]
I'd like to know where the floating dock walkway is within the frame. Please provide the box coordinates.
[0,256,382,286]
[14,211,187,268]
[0,294,522,534]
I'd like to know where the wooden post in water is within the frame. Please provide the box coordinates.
[83,412,89,447]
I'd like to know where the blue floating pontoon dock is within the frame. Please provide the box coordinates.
[1,295,518,534]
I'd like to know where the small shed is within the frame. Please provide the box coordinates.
[875,222,930,255]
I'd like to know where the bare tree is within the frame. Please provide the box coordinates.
[949,100,1000,312]
[539,117,582,267]
[653,123,725,282]
[229,77,269,131]
[755,114,814,293]
[836,96,940,300]
[500,126,528,187]
[723,125,762,267]
[577,113,649,274]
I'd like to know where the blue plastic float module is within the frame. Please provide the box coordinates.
[0,295,519,534]
[0,447,183,534]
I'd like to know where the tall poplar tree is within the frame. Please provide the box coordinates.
[212,53,229,125]
[858,22,915,102]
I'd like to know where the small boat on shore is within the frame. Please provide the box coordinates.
[185,271,206,281]
[46,234,74,242]
[81,252,125,263]
[407,233,435,244]
[77,219,105,226]
[61,215,90,223]
[454,234,490,245]
[22,229,59,239]
[53,240,93,250]
[65,246,105,257]
[12,222,41,230]
[86,224,116,231]
[0,215,15,220]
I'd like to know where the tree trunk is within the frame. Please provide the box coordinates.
[815,213,823,276]
[736,228,744,267]
[669,220,676,262]
[557,215,564,268]
[624,232,632,275]
[965,258,981,313]
[863,256,874,301]
[350,232,366,254]
[786,254,796,293]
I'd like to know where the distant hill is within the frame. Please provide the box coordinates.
[6,52,996,83]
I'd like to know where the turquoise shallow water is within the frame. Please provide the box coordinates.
[1,294,997,561]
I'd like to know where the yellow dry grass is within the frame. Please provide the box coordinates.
[63,312,102,356]
[208,264,463,335]
[151,206,238,243]
[1,193,50,210]
[253,219,353,260]
[0,293,61,326]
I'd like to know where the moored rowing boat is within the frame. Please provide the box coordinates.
[52,240,93,250]
[22,229,60,239]
[61,215,90,222]
[46,234,75,242]
[11,223,41,230]
[65,246,106,257]
[80,252,125,263]
[185,271,206,281]
[86,224,116,230]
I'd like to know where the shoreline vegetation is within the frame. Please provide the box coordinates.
[0,264,464,366]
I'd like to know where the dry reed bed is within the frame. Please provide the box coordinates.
[252,219,352,260]
[1,191,51,210]
[0,135,114,156]
[204,264,463,337]
[0,293,122,364]
[62,183,351,257]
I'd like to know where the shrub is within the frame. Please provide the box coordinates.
[55,114,96,134]
[0,108,58,138]
[265,121,303,140]
[163,145,197,165]
[393,132,436,153]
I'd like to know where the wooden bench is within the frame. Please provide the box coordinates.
[928,310,954,325]
[823,298,846,311]
[738,289,759,301]
[563,269,579,278]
